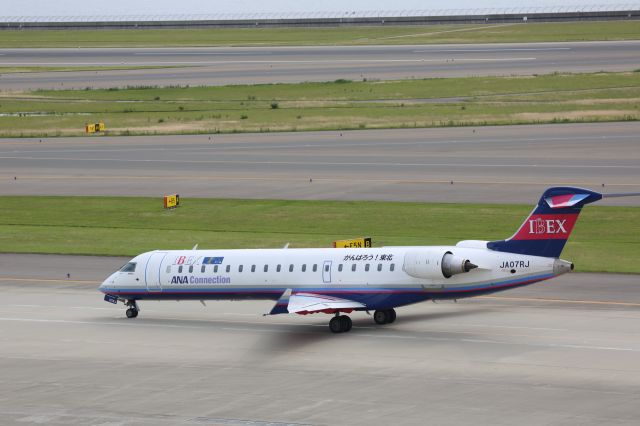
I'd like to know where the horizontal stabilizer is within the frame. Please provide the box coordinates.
[602,192,640,198]
[288,293,366,315]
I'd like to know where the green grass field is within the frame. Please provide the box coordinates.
[1,21,639,47]
[1,71,638,137]
[1,196,638,273]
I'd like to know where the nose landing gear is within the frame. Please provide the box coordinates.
[125,300,139,318]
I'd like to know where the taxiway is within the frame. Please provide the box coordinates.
[1,41,639,90]
[0,254,639,425]
[1,122,639,205]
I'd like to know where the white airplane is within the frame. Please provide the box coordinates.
[99,186,637,333]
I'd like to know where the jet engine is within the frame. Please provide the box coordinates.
[403,249,478,279]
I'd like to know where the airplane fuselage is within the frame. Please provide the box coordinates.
[99,245,570,310]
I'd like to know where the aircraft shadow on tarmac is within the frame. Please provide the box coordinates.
[99,305,495,356]
[251,306,496,355]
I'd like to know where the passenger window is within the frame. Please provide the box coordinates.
[277,264,282,272]
[377,263,382,272]
[201,265,205,273]
[365,264,370,272]
[302,264,307,272]
[264,265,268,272]
[189,265,193,273]
[166,265,171,273]
[239,265,243,273]
[289,264,294,272]
[214,265,218,273]
[120,262,137,273]
[313,264,317,272]
[226,265,231,273]
[338,264,343,272]
[390,263,395,272]
[178,265,183,273]
[251,265,256,272]
[351,264,356,272]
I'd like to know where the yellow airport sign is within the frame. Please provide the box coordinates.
[333,237,372,248]
[85,122,106,133]
[163,194,180,209]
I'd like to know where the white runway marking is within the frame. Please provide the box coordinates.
[0,58,537,66]
[2,134,638,156]
[414,48,571,53]
[1,155,634,169]
[134,52,273,55]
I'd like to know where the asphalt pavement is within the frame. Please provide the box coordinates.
[1,122,638,205]
[1,41,639,90]
[0,253,639,425]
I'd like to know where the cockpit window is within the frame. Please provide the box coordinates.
[120,262,137,273]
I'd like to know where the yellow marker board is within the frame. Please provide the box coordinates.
[85,122,106,133]
[163,194,180,209]
[333,237,372,248]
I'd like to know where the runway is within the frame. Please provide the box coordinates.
[0,253,639,425]
[1,41,639,90]
[1,122,639,205]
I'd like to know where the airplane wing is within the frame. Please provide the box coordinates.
[288,292,367,315]
[267,289,366,315]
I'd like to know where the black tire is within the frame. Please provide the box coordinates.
[126,308,135,318]
[373,310,388,325]
[386,309,396,324]
[340,315,352,332]
[329,316,343,333]
[131,309,138,318]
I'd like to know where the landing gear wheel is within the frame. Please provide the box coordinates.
[386,308,396,324]
[339,315,352,332]
[329,316,343,333]
[125,300,139,318]
[374,309,388,325]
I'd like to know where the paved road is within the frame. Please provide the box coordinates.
[1,122,639,205]
[1,41,639,90]
[0,253,639,425]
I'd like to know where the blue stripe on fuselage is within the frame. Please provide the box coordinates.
[101,272,554,310]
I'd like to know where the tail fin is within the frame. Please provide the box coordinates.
[487,187,602,258]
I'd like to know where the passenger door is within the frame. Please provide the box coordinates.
[145,252,168,292]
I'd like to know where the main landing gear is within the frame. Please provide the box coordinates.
[373,308,396,325]
[125,300,139,318]
[328,308,397,333]
[329,314,352,334]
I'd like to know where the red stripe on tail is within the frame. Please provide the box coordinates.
[511,214,578,241]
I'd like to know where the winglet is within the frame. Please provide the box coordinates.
[266,288,292,315]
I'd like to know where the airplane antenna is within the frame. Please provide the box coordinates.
[192,244,199,250]
[283,243,290,249]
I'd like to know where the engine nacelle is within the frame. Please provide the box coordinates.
[403,249,478,279]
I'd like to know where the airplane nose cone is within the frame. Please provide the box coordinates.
[99,272,116,293]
